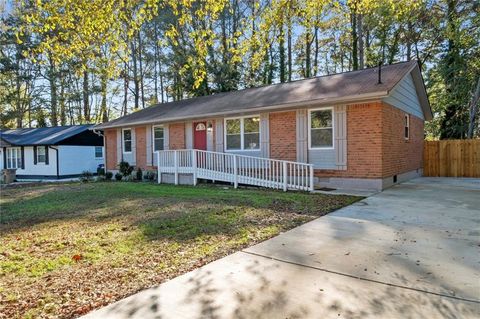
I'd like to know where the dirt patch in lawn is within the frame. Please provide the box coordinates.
[0,182,360,319]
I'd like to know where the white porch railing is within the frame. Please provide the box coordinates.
[156,149,314,192]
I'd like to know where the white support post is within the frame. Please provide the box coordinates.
[309,164,314,192]
[157,152,161,184]
[283,161,288,192]
[233,155,238,189]
[192,150,197,186]
[174,150,179,185]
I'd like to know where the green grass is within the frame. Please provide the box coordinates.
[0,182,360,319]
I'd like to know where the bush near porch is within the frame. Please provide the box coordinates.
[0,182,360,319]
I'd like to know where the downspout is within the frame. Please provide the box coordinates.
[93,129,106,172]
[49,146,59,179]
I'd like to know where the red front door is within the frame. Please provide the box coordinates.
[193,122,207,150]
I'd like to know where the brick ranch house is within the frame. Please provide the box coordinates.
[94,60,432,191]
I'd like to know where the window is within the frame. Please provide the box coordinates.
[226,119,241,150]
[309,108,333,148]
[404,114,410,140]
[6,147,22,169]
[243,117,260,150]
[95,146,103,158]
[195,123,206,131]
[153,126,164,151]
[225,116,260,150]
[123,129,132,153]
[37,147,46,163]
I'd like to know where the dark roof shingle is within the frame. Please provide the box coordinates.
[96,61,425,129]
[0,125,94,146]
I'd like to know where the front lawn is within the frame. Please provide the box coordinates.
[0,182,360,319]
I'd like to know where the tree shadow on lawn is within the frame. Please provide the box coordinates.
[133,202,302,244]
[0,182,360,234]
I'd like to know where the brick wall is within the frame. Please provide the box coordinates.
[382,102,424,177]
[105,129,117,170]
[269,111,297,161]
[315,101,384,179]
[135,126,147,169]
[169,123,185,149]
[314,101,424,179]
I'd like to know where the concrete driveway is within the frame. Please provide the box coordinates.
[83,178,480,319]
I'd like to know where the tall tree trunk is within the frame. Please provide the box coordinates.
[100,71,108,123]
[388,28,401,64]
[381,28,387,64]
[314,26,319,76]
[123,62,128,116]
[153,27,159,103]
[279,24,286,83]
[138,32,145,109]
[59,77,66,126]
[268,44,274,84]
[357,13,364,69]
[365,28,370,66]
[83,70,89,122]
[350,11,358,70]
[159,62,164,103]
[287,8,292,82]
[131,38,139,110]
[15,50,22,128]
[440,0,461,139]
[305,31,311,77]
[48,58,58,126]
[406,21,413,61]
[467,77,480,138]
[221,10,229,91]
[231,0,240,88]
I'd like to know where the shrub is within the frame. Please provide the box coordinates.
[80,171,94,183]
[123,174,134,182]
[114,172,123,181]
[135,167,143,181]
[119,161,134,176]
[144,170,156,181]
[105,171,113,180]
[97,167,105,176]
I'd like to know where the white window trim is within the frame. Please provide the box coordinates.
[224,115,261,152]
[95,146,104,158]
[152,125,165,152]
[308,107,335,150]
[37,146,47,164]
[6,147,22,169]
[122,128,132,154]
[404,114,410,140]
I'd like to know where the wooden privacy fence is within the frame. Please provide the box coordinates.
[423,139,480,177]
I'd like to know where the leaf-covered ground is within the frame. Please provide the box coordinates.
[0,182,360,319]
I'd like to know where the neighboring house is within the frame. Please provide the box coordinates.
[95,60,432,191]
[0,125,104,180]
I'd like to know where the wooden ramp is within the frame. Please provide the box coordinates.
[156,149,314,191]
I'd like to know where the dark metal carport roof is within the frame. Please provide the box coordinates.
[0,125,94,146]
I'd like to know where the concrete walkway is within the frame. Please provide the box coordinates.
[83,178,480,319]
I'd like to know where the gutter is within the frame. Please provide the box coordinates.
[93,91,389,129]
